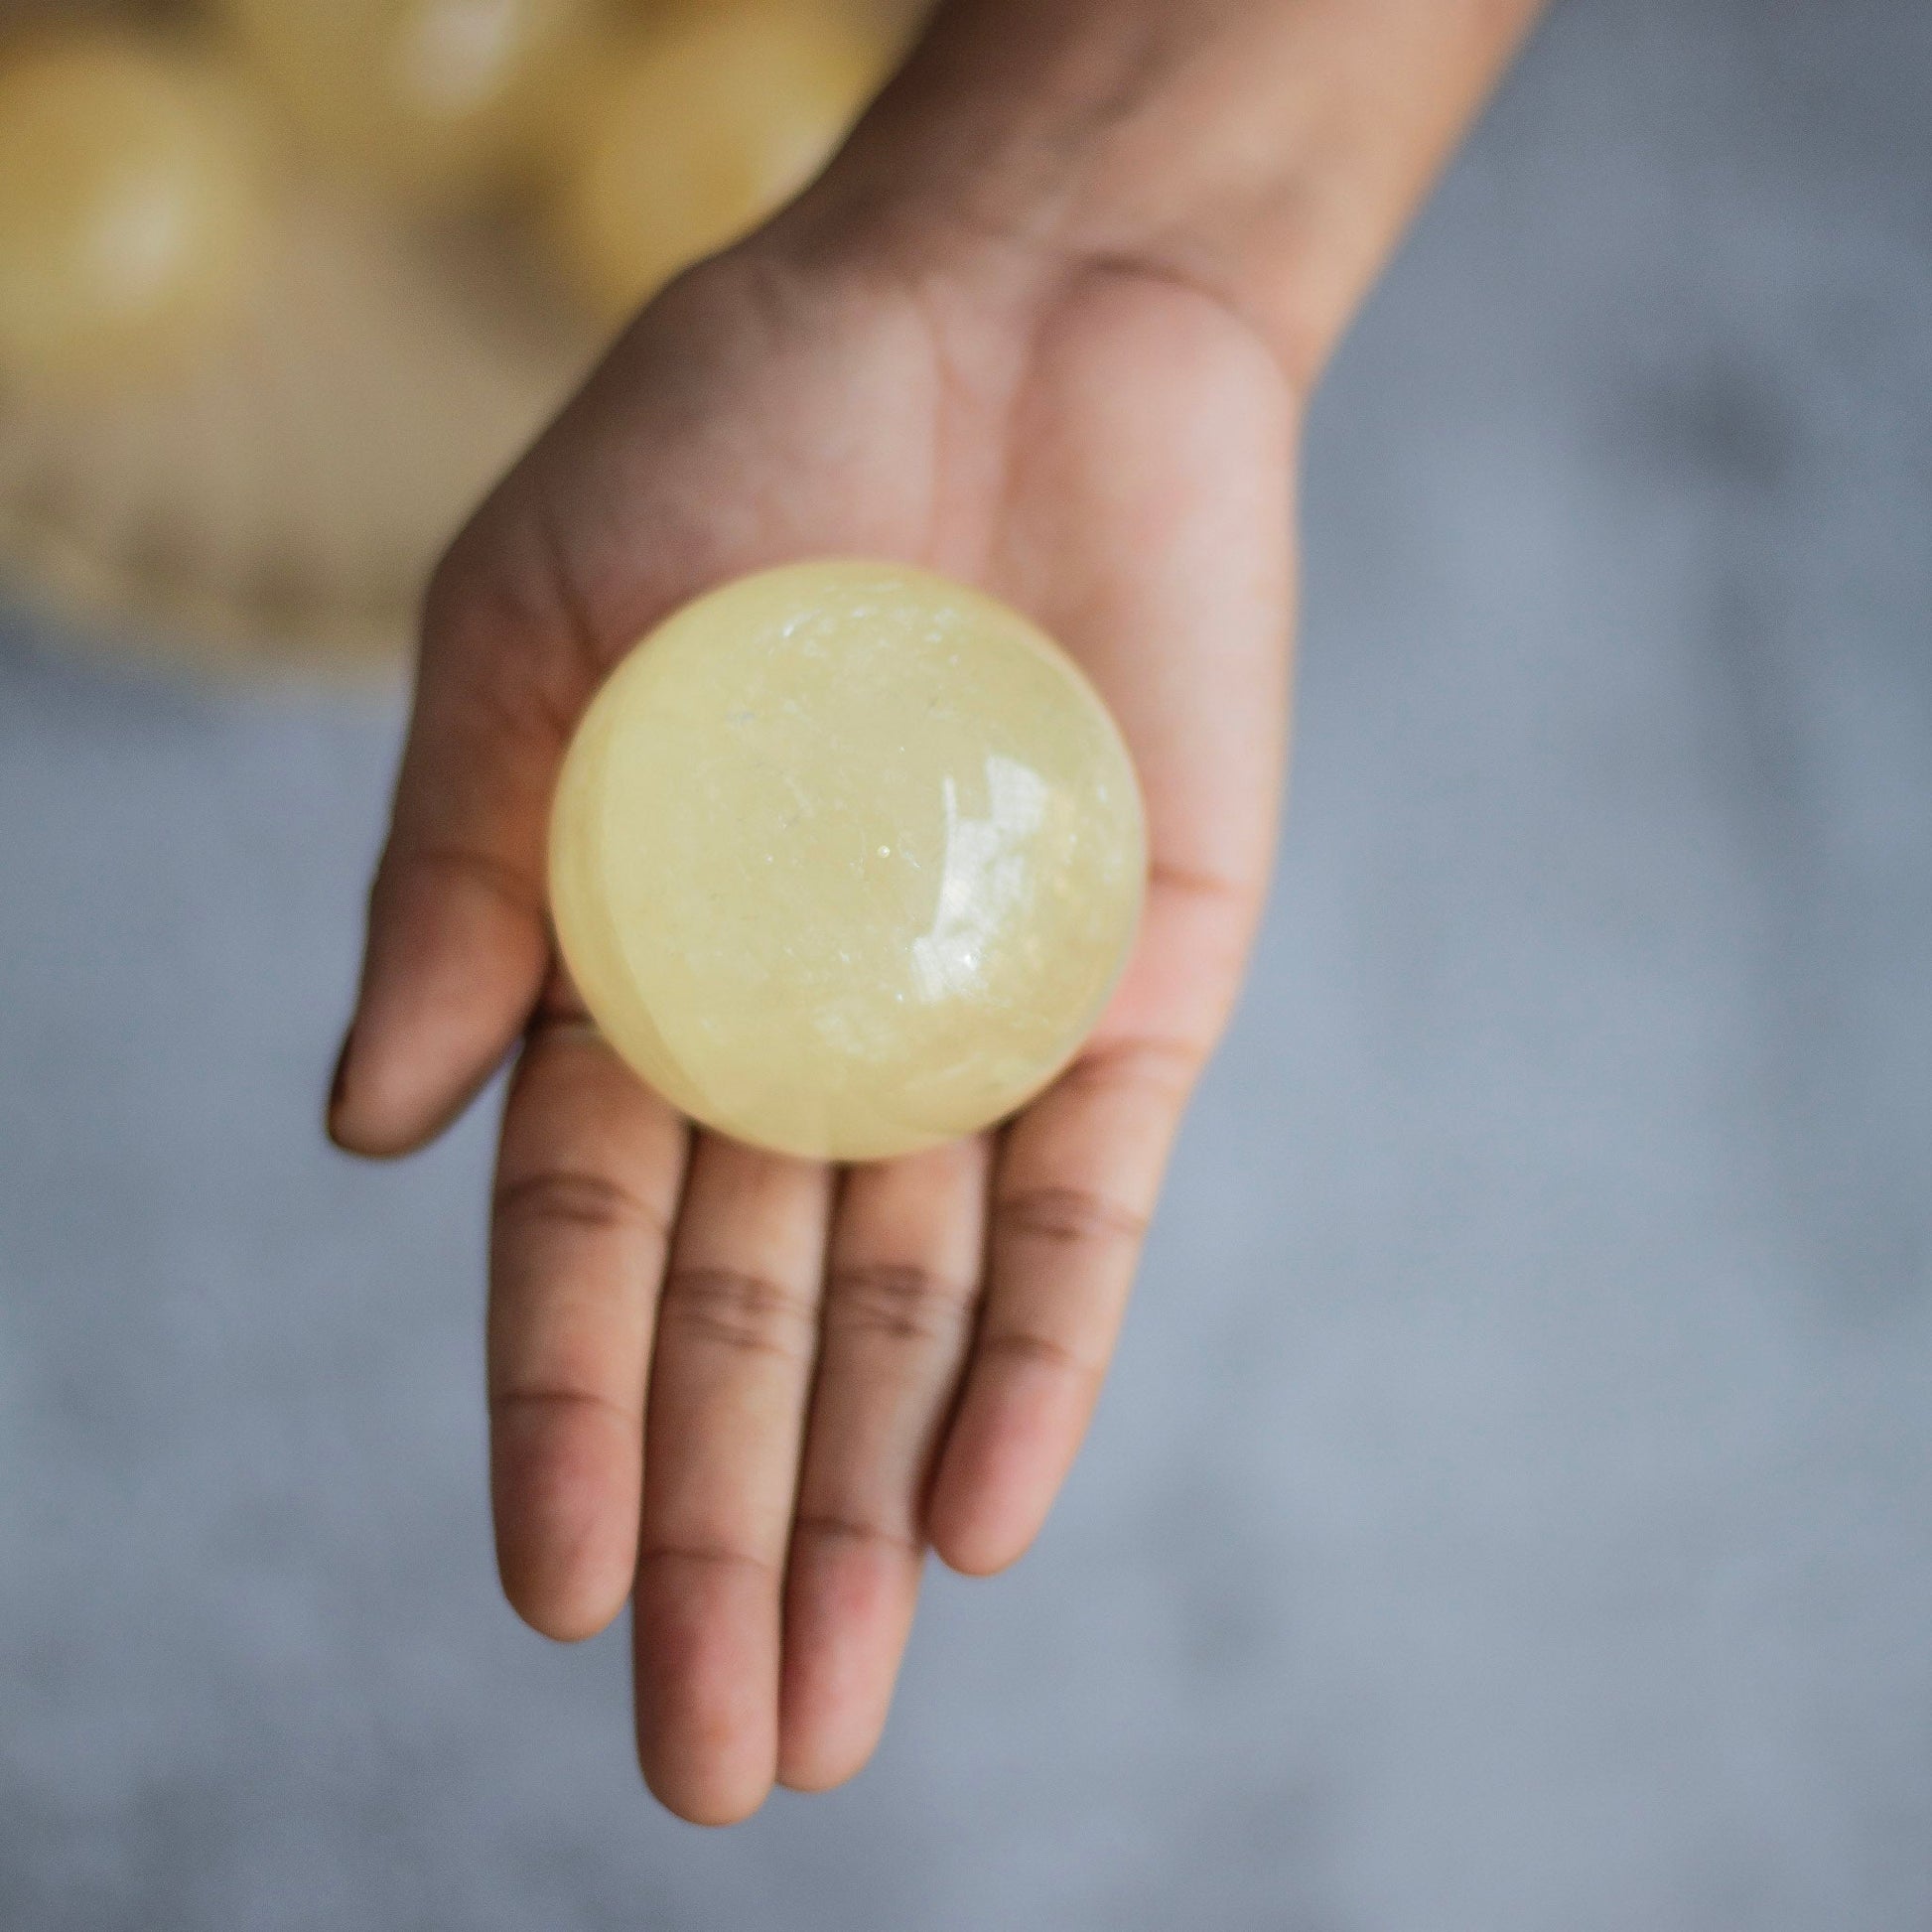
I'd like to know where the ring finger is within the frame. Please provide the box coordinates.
[778,1135,991,1791]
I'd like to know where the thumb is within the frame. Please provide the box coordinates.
[328,500,596,1159]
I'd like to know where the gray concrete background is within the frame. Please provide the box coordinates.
[3,0,1929,1925]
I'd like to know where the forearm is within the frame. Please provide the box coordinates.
[819,0,1548,387]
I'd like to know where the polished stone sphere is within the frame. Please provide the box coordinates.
[549,561,1146,1161]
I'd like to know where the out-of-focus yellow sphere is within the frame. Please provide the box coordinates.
[547,1,886,320]
[0,34,265,384]
[215,0,594,202]
[549,562,1146,1163]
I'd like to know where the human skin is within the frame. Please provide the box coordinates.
[328,0,1550,1826]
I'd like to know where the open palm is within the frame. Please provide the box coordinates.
[330,234,1296,1823]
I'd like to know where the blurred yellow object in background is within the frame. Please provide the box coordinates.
[0,0,924,674]
[214,0,595,203]
[0,31,266,385]
[547,0,888,321]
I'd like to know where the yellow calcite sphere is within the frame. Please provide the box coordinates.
[549,562,1146,1162]
[0,35,264,384]
[547,2,886,320]
[216,0,593,202]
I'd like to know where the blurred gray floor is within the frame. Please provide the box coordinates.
[4,0,1931,1926]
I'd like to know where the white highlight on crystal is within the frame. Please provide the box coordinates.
[911,755,1048,1002]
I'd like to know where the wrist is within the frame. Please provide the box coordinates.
[786,0,1544,394]
[790,3,1299,368]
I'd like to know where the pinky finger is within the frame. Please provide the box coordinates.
[925,1036,1201,1576]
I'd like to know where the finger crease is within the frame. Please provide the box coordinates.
[826,1263,977,1346]
[1148,858,1254,908]
[381,841,542,921]
[995,1184,1148,1249]
[494,1169,672,1242]
[1054,1035,1203,1102]
[659,1267,818,1362]
[637,1540,777,1580]
[792,1511,921,1559]
[976,1328,1101,1386]
[490,1385,639,1435]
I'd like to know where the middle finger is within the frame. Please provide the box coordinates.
[633,1130,834,1825]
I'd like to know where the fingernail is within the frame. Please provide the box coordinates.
[326,1031,354,1133]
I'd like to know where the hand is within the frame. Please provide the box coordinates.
[328,223,1296,1822]
[328,0,1541,1827]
